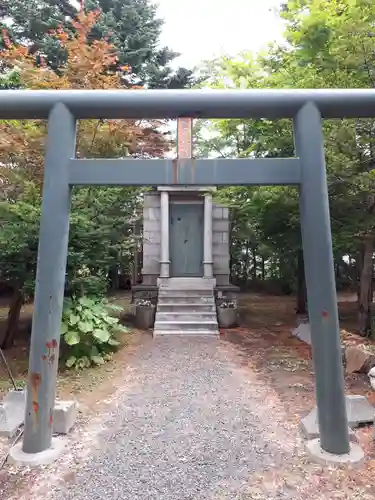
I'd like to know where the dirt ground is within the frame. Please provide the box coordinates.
[222,292,375,497]
[0,293,134,396]
[0,328,147,498]
[0,292,375,499]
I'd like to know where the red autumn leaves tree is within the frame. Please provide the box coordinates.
[0,9,170,189]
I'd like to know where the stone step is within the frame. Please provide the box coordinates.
[153,329,219,336]
[158,277,216,288]
[154,320,218,331]
[157,296,214,304]
[159,284,215,290]
[155,280,218,337]
[159,289,213,296]
[155,312,217,322]
[157,303,216,312]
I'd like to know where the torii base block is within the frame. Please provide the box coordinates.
[306,439,364,467]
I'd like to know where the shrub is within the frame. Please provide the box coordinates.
[61,295,127,369]
[68,266,108,298]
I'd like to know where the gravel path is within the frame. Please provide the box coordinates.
[48,337,303,500]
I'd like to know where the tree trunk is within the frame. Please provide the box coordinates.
[347,255,357,290]
[296,249,307,314]
[356,247,364,302]
[252,247,257,280]
[109,265,120,291]
[261,256,265,281]
[335,256,347,289]
[358,235,374,337]
[244,241,250,282]
[0,286,24,349]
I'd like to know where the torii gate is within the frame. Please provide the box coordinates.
[1,88,371,463]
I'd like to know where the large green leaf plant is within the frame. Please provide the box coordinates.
[61,295,127,369]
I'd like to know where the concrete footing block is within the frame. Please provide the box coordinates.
[0,389,26,438]
[8,438,65,467]
[0,390,77,438]
[301,395,374,443]
[53,400,77,434]
[344,395,374,426]
[4,389,27,405]
[301,412,359,443]
[292,323,311,345]
[306,438,364,467]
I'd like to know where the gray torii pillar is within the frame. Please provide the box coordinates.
[294,102,350,455]
[22,103,76,454]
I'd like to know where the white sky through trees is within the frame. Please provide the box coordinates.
[70,0,284,69]
[156,0,284,68]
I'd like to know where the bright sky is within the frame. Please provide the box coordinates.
[156,0,285,69]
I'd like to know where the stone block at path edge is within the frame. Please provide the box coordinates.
[292,323,346,364]
[0,389,26,438]
[301,395,374,441]
[345,345,375,374]
[0,390,77,437]
[53,400,77,434]
[292,323,311,345]
[301,412,358,443]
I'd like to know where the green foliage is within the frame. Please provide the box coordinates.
[61,295,126,369]
[195,0,375,330]
[0,180,40,295]
[272,0,375,248]
[195,55,300,286]
[0,182,142,299]
[67,186,142,296]
[0,69,22,89]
